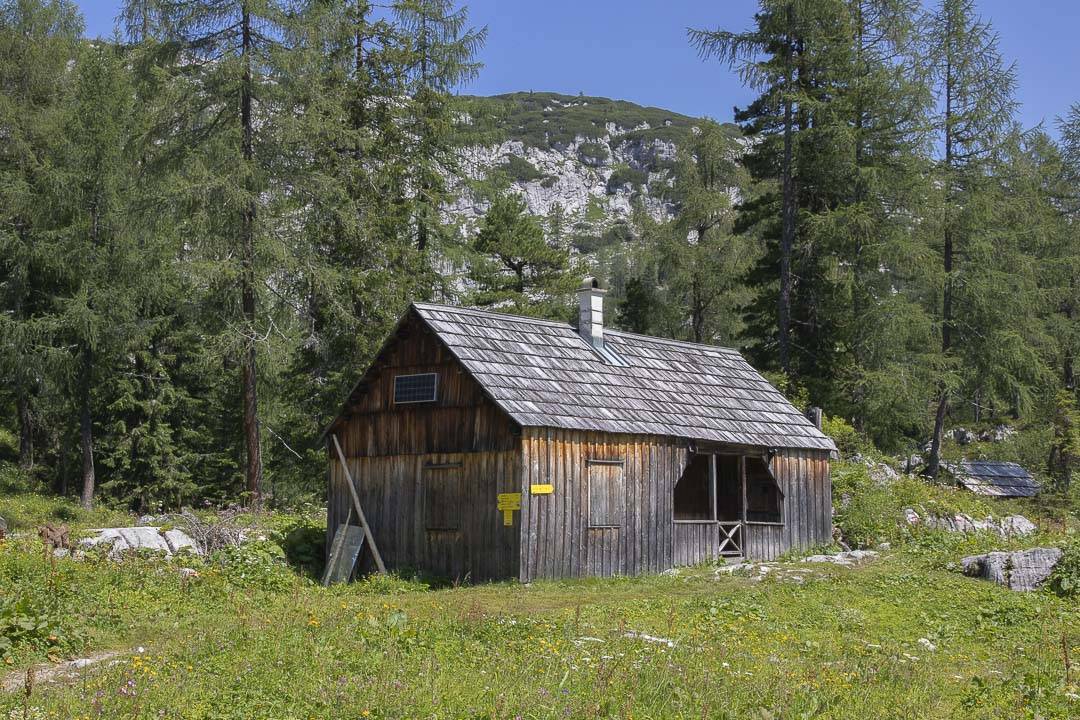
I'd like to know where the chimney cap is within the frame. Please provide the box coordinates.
[579,276,605,292]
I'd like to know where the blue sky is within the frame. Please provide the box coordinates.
[77,0,1079,132]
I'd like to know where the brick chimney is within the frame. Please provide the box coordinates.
[577,277,606,351]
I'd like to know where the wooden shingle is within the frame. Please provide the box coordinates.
[412,303,836,452]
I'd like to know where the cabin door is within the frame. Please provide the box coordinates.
[421,453,465,580]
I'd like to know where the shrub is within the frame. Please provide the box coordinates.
[1047,541,1080,598]
[501,155,543,183]
[211,541,299,592]
[577,141,609,166]
[606,166,647,193]
[821,415,874,459]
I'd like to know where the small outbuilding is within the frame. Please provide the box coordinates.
[943,460,1040,498]
[324,279,836,582]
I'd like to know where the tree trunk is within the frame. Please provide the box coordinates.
[927,35,956,480]
[79,348,96,510]
[240,5,263,507]
[17,393,33,470]
[926,393,948,479]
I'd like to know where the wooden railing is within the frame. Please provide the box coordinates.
[718,521,743,557]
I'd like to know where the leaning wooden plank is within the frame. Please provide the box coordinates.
[332,433,387,574]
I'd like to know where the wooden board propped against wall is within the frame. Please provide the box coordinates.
[324,434,386,584]
[322,509,366,585]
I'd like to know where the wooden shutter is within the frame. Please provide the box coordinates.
[423,459,463,531]
[587,461,625,527]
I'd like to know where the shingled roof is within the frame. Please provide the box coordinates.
[410,302,836,452]
[943,460,1040,497]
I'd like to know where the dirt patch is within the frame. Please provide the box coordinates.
[1,649,125,693]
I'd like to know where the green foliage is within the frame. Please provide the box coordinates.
[606,165,648,194]
[211,541,299,592]
[496,155,544,183]
[1047,541,1080,598]
[0,591,78,660]
[577,141,609,166]
[466,193,580,318]
[831,461,996,549]
[821,415,874,460]
[457,91,723,151]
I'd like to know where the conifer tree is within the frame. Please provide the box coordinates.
[44,43,145,508]
[123,0,294,506]
[393,0,485,283]
[0,0,83,473]
[923,0,1018,476]
[467,193,578,318]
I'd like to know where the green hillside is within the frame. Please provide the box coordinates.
[458,91,740,149]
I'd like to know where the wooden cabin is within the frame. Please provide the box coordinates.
[324,279,836,583]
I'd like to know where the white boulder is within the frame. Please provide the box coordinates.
[80,526,201,559]
[960,548,1063,592]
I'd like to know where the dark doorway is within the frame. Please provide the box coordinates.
[673,454,711,520]
[715,455,743,522]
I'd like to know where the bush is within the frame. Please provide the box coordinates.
[501,155,543,183]
[821,415,874,459]
[211,541,299,592]
[606,166,647,193]
[577,141,609,167]
[1047,541,1080,598]
[0,593,77,660]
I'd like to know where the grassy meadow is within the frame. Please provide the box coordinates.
[1,460,1079,719]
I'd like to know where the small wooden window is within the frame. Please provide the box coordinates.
[394,373,438,404]
[587,460,625,527]
[746,456,783,524]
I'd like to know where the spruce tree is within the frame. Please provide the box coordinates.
[43,43,145,508]
[467,193,579,318]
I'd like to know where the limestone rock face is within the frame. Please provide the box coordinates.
[960,548,1063,591]
[80,526,201,559]
[902,509,1037,538]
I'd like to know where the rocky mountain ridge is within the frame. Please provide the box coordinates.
[447,92,741,244]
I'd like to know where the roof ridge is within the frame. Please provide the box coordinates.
[412,302,575,330]
[605,328,743,355]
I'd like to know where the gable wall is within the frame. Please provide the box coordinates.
[331,313,518,458]
[326,312,521,581]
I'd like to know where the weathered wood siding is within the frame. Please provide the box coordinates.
[673,522,719,566]
[328,450,520,581]
[327,313,521,582]
[330,315,517,459]
[742,448,832,560]
[519,434,831,579]
[518,428,690,581]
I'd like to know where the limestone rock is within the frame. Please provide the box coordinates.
[80,526,201,559]
[902,509,1037,538]
[953,428,977,445]
[999,515,1037,537]
[960,547,1063,591]
[802,550,878,565]
[979,425,1016,443]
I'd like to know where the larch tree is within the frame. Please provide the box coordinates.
[393,0,485,288]
[123,0,293,507]
[923,0,1017,477]
[0,0,83,473]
